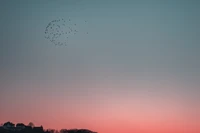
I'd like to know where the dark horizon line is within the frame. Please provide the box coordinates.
[0,121,97,133]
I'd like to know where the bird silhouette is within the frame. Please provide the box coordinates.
[45,18,88,46]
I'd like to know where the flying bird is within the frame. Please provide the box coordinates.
[45,18,85,46]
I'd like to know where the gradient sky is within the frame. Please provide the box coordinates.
[0,0,200,133]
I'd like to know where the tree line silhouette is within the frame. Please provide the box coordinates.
[0,122,97,133]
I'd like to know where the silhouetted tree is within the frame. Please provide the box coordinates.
[68,129,95,133]
[60,129,68,133]
[67,129,77,133]
[47,129,55,133]
[16,123,26,127]
[55,130,59,133]
[28,122,34,128]
[0,122,97,133]
[3,121,15,127]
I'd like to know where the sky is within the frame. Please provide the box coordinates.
[0,0,200,133]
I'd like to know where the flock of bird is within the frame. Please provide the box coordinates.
[44,18,88,46]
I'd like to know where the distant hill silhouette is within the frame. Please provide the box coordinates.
[0,122,97,133]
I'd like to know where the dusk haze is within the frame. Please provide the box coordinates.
[0,0,200,133]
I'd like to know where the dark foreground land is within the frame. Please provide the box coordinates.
[0,122,97,133]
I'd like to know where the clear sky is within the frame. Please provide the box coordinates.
[0,0,200,133]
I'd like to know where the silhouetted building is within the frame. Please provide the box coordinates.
[33,126,43,132]
[25,125,32,129]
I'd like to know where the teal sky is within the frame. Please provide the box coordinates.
[0,0,200,132]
